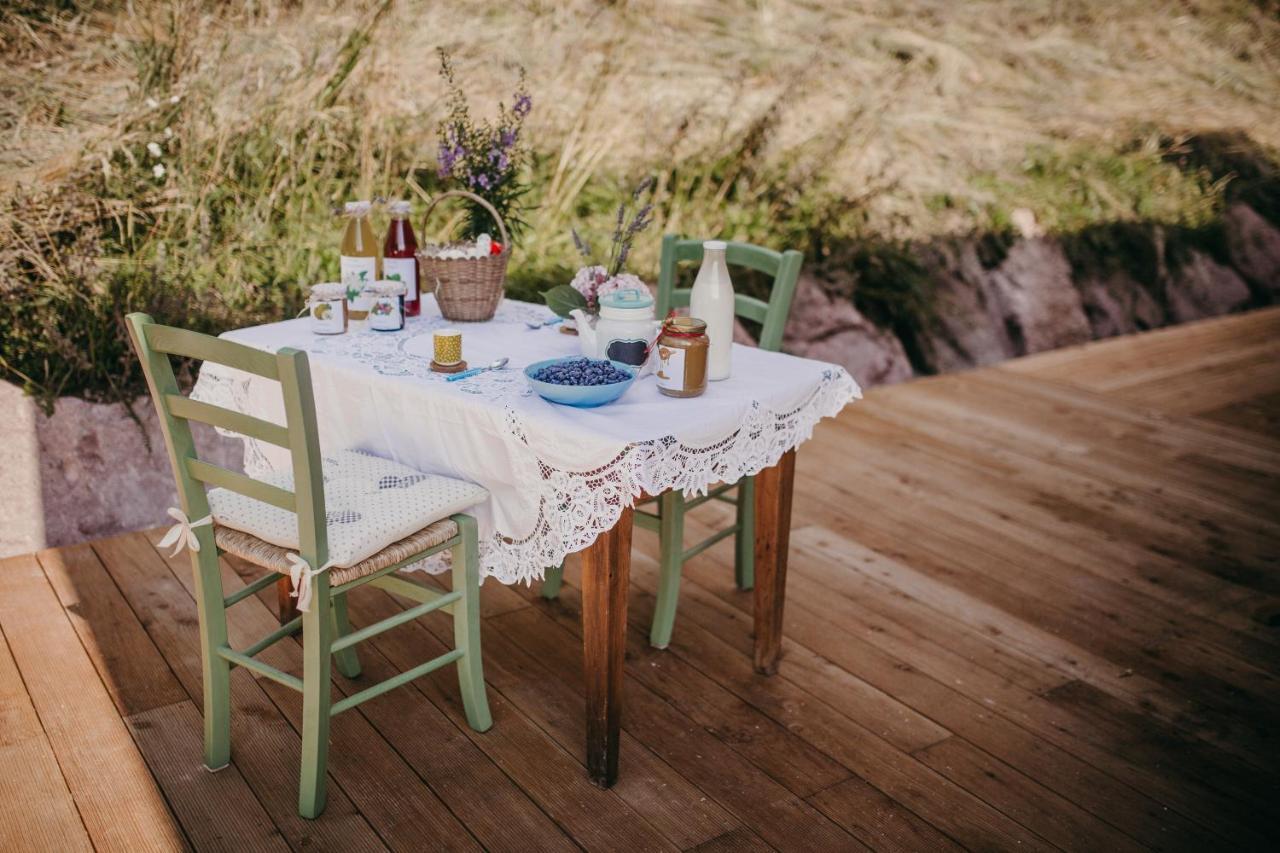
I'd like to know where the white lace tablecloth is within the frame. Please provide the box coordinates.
[191,296,860,584]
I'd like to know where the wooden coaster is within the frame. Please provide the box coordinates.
[430,359,468,374]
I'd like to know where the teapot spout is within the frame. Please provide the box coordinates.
[569,308,596,353]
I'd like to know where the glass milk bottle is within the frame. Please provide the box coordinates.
[340,200,379,319]
[689,240,735,380]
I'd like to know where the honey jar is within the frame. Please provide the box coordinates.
[308,282,349,335]
[654,316,709,398]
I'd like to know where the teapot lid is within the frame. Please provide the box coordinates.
[599,288,653,311]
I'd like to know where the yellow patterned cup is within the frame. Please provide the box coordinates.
[433,328,462,365]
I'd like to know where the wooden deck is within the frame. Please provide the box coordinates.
[2,308,1277,852]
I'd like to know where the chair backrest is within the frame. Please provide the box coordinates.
[654,235,804,352]
[126,313,329,568]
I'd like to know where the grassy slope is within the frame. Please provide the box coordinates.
[1,0,1277,404]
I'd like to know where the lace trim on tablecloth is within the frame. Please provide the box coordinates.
[193,364,860,585]
[470,366,858,585]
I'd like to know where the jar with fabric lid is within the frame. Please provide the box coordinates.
[654,316,709,397]
[368,280,407,331]
[308,282,348,335]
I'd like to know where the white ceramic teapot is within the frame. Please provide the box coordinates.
[570,288,661,367]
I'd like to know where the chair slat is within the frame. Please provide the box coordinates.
[186,459,295,511]
[666,290,769,324]
[166,395,291,448]
[145,326,280,379]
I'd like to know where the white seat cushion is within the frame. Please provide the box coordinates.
[208,449,487,568]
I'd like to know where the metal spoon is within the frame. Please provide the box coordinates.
[525,316,564,330]
[446,357,510,382]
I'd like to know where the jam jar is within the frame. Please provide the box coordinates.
[654,316,709,398]
[368,280,407,331]
[308,282,349,335]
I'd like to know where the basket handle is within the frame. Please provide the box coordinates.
[419,189,510,250]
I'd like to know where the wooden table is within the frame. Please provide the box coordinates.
[277,449,797,787]
[580,449,797,787]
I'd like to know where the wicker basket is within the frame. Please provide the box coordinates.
[417,190,510,322]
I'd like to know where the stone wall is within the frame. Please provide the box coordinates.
[784,202,1280,388]
[0,381,243,558]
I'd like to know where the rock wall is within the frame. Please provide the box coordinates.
[0,381,243,558]
[784,202,1279,385]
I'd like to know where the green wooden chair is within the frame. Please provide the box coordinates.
[542,236,803,648]
[127,313,492,819]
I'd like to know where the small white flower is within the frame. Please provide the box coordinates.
[145,97,159,109]
[169,94,180,104]
[163,126,173,139]
[153,163,166,178]
[147,142,163,158]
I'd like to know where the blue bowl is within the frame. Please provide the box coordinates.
[524,357,638,407]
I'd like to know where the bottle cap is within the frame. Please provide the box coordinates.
[387,199,411,215]
[343,200,372,217]
[703,240,727,252]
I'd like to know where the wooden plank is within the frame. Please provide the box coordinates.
[339,577,688,851]
[36,543,188,716]
[668,518,1253,850]
[581,505,632,787]
[149,542,483,851]
[492,607,866,852]
[753,449,795,674]
[126,701,289,853]
[788,471,1277,771]
[807,776,964,853]
[1001,307,1280,385]
[535,557,1047,851]
[799,432,1280,712]
[912,737,1146,853]
[0,554,187,852]
[788,525,1269,767]
[689,826,783,853]
[35,543,286,852]
[214,554,581,853]
[0,626,93,853]
[91,533,389,852]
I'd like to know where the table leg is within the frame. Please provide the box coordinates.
[580,505,633,788]
[754,449,796,675]
[277,575,299,625]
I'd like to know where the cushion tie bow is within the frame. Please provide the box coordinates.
[157,507,213,557]
[283,553,335,613]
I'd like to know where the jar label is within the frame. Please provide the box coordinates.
[340,257,377,310]
[310,299,346,334]
[604,338,649,366]
[383,257,417,301]
[655,344,687,391]
[369,296,403,330]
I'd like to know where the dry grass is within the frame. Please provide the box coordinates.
[1,0,1277,405]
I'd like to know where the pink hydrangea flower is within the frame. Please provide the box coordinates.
[570,264,609,309]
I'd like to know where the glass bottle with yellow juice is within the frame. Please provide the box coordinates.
[340,201,379,319]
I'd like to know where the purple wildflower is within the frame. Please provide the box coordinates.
[513,92,532,119]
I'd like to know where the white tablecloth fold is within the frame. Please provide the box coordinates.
[191,296,860,584]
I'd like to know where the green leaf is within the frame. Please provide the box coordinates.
[543,284,587,317]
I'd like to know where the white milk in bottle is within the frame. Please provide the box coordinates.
[689,240,735,380]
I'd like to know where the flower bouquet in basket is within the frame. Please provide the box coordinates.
[417,49,532,321]
[543,178,655,325]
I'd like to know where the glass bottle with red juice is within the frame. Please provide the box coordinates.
[382,200,420,317]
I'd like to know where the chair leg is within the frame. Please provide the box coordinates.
[649,490,685,649]
[735,475,756,591]
[298,573,333,819]
[540,563,564,600]
[193,549,232,771]
[330,593,362,679]
[452,515,493,733]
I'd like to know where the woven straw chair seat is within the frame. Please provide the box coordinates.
[215,518,458,587]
